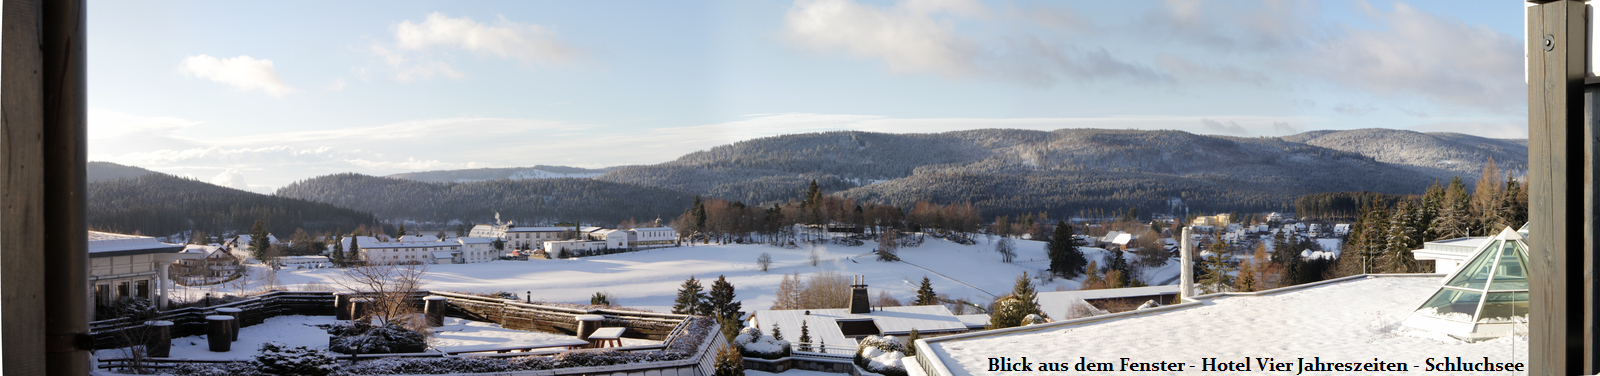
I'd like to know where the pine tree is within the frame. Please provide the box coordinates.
[1108,250,1130,287]
[249,220,270,263]
[707,275,743,321]
[1200,242,1234,293]
[905,329,920,356]
[330,235,345,266]
[1383,200,1419,273]
[672,276,709,316]
[798,321,812,352]
[348,235,361,262]
[1471,157,1503,233]
[987,272,1046,329]
[396,223,407,238]
[1500,178,1527,228]
[915,276,937,306]
[692,196,708,235]
[1433,176,1472,239]
[713,345,745,376]
[771,323,784,341]
[1047,221,1085,279]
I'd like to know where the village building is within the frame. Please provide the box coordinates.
[456,237,498,263]
[628,226,677,248]
[89,231,197,310]
[167,244,241,283]
[222,233,278,264]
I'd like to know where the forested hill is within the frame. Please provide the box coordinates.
[88,173,375,238]
[1281,128,1527,181]
[587,128,1475,217]
[89,161,160,183]
[386,165,617,183]
[274,173,694,225]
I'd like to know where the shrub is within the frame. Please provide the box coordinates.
[254,342,337,376]
[326,322,427,354]
[733,327,791,359]
[714,345,745,376]
[854,335,908,376]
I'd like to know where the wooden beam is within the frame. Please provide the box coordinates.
[1527,1,1589,375]
[2,0,49,374]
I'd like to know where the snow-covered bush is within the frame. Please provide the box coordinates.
[254,342,336,376]
[166,361,265,376]
[830,237,864,247]
[1022,314,1047,326]
[325,322,426,354]
[1135,299,1161,310]
[854,335,908,376]
[96,297,158,321]
[733,327,791,359]
[897,234,924,248]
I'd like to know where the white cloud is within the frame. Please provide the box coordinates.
[394,12,581,65]
[783,0,1165,85]
[784,0,979,76]
[210,169,251,191]
[1303,2,1523,110]
[324,78,347,91]
[179,55,294,97]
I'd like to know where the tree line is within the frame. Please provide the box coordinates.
[275,173,695,226]
[88,173,375,238]
[1335,158,1528,276]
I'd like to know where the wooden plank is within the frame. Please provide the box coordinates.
[1,0,48,374]
[1528,1,1589,375]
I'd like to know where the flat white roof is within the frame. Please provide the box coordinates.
[506,227,576,232]
[88,231,184,255]
[1036,285,1179,318]
[632,227,674,232]
[457,237,495,244]
[921,276,1526,376]
[752,305,968,349]
[954,314,990,329]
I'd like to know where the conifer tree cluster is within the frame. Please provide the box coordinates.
[673,275,744,321]
[988,272,1047,329]
[1046,221,1087,279]
[1338,158,1527,277]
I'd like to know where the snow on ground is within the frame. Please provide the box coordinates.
[97,315,338,361]
[170,236,1182,313]
[94,315,656,361]
[927,276,1528,376]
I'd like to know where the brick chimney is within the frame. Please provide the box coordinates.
[849,275,870,314]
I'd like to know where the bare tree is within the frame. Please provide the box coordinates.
[996,237,1016,263]
[809,247,822,267]
[334,261,430,332]
[799,271,851,309]
[757,253,773,272]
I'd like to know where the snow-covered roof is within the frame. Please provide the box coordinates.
[457,237,495,245]
[752,305,969,349]
[1411,236,1489,261]
[88,231,184,256]
[432,251,456,259]
[506,226,577,232]
[1100,231,1125,244]
[1037,286,1180,318]
[953,314,990,330]
[920,276,1524,375]
[631,227,674,232]
[579,226,603,233]
[1110,233,1134,245]
[399,235,438,242]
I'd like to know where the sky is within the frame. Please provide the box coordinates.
[86,0,1529,194]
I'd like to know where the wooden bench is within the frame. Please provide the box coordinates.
[588,327,626,348]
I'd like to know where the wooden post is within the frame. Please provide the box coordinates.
[4,0,89,374]
[1527,1,1590,374]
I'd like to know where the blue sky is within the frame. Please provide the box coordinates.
[87,0,1528,193]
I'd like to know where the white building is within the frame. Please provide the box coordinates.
[224,233,278,264]
[456,237,498,263]
[89,231,198,310]
[346,236,462,264]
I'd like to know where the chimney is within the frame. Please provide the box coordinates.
[1180,227,1194,299]
[849,275,871,314]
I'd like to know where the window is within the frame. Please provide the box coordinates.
[95,284,111,305]
[117,282,130,299]
[136,280,149,299]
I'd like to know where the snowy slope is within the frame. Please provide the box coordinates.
[173,236,1179,313]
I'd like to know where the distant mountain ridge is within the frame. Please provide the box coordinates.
[95,128,1529,226]
[89,161,161,183]
[386,166,617,183]
[88,169,375,237]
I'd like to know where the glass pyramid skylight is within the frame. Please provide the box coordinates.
[1402,226,1529,339]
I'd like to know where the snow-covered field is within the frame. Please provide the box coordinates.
[173,236,1181,313]
[926,276,1528,376]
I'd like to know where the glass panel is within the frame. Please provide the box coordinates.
[1446,240,1500,289]
[1487,241,1529,291]
[1476,292,1529,323]
[1415,288,1482,322]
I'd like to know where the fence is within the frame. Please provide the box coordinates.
[90,290,730,375]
